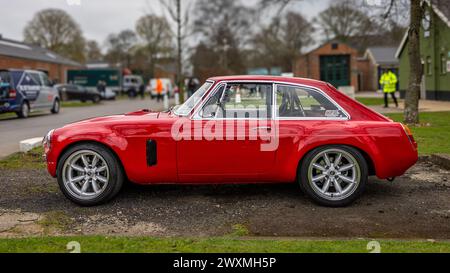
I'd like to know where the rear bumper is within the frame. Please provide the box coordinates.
[376,143,418,179]
[0,105,19,113]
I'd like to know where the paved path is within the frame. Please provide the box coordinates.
[370,99,450,114]
[357,92,450,114]
[0,98,167,158]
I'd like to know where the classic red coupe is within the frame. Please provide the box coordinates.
[43,76,418,207]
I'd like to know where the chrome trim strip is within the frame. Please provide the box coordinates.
[274,83,351,121]
[190,80,351,121]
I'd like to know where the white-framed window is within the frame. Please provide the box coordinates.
[200,82,273,120]
[441,54,447,75]
[275,84,348,119]
[426,56,432,75]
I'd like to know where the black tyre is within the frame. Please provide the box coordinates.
[92,95,101,104]
[51,99,60,114]
[57,143,124,206]
[16,101,30,118]
[299,145,368,207]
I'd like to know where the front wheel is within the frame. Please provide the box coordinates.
[16,101,30,118]
[92,95,101,104]
[57,143,124,206]
[299,146,368,207]
[51,99,60,114]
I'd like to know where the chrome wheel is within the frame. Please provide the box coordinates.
[22,103,29,118]
[308,148,361,201]
[62,150,110,200]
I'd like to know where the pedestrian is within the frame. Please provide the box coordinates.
[101,81,107,96]
[96,80,105,97]
[187,77,198,98]
[156,78,164,103]
[379,69,399,108]
[139,82,145,99]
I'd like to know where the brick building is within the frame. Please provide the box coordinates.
[0,36,81,83]
[294,41,376,92]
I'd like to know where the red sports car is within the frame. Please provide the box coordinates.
[43,76,418,207]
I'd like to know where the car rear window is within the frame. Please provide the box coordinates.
[0,71,12,99]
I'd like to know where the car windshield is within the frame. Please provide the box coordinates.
[174,81,213,116]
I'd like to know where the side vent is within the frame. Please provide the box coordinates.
[146,140,157,166]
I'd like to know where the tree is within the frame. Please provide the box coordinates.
[23,8,86,63]
[135,14,173,77]
[159,0,192,101]
[404,0,422,124]
[314,1,379,43]
[104,30,137,68]
[192,0,254,76]
[262,0,427,124]
[377,0,420,124]
[85,40,103,62]
[252,12,314,72]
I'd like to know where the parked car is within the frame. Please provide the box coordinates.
[147,78,174,98]
[123,75,143,97]
[0,69,60,118]
[55,84,101,103]
[43,76,418,207]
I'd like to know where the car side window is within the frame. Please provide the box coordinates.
[28,73,42,86]
[40,73,51,87]
[211,83,272,119]
[200,85,225,118]
[276,85,346,118]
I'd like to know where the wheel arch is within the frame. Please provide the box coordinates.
[56,140,129,181]
[297,143,376,178]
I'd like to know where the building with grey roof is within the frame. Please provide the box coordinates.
[0,36,81,83]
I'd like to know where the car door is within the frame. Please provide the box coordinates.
[273,83,350,181]
[177,82,277,183]
[19,72,42,108]
[76,85,89,101]
[38,72,55,108]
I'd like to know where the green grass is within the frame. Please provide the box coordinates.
[386,111,450,155]
[0,146,45,169]
[38,211,74,234]
[0,112,18,120]
[356,97,385,106]
[0,236,449,253]
[61,101,98,108]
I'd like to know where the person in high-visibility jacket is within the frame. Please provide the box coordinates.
[379,70,399,108]
[155,78,164,103]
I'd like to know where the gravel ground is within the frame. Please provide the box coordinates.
[0,160,449,239]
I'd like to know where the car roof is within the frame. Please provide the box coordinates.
[207,75,328,87]
[6,69,45,74]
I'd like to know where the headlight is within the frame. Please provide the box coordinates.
[43,129,55,152]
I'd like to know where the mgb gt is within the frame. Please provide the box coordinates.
[43,76,418,207]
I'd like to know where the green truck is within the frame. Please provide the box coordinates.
[67,69,122,92]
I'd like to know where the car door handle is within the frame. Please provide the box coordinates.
[251,126,272,132]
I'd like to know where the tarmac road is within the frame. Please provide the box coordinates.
[0,98,166,158]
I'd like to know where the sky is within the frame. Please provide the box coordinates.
[0,0,331,48]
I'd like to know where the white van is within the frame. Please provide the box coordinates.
[122,75,143,96]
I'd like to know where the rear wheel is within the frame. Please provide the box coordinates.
[16,101,29,118]
[299,145,368,207]
[57,143,124,206]
[51,99,60,114]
